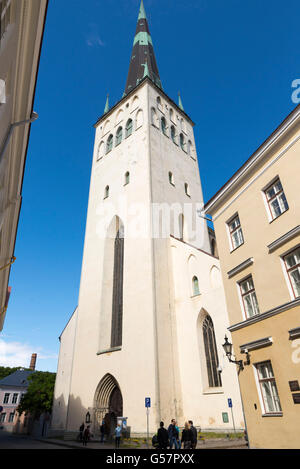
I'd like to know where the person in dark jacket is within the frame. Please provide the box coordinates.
[168,419,179,449]
[157,421,169,449]
[181,422,193,449]
[82,426,90,446]
[79,422,84,441]
[188,420,197,449]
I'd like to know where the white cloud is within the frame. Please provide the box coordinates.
[0,338,57,369]
[86,23,105,48]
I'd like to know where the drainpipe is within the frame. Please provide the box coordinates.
[0,111,39,162]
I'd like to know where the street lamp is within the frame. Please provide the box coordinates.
[222,335,249,371]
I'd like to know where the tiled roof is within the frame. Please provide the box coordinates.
[0,370,34,388]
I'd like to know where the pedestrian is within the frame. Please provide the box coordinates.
[115,422,122,449]
[82,425,90,446]
[157,421,169,450]
[181,421,193,450]
[100,420,105,443]
[188,420,197,449]
[79,422,84,441]
[175,421,181,449]
[168,419,179,449]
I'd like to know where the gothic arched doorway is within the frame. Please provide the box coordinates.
[94,374,123,439]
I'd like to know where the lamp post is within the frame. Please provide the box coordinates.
[222,335,247,371]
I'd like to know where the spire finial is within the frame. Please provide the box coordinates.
[178,91,184,111]
[138,0,147,20]
[104,93,110,114]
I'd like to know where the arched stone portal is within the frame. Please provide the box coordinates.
[94,374,123,439]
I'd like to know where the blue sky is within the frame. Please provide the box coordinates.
[1,0,299,372]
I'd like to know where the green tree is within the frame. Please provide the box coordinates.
[17,371,56,419]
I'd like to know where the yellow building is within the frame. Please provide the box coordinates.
[205,104,300,449]
[0,0,48,330]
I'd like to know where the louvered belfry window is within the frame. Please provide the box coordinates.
[203,316,222,388]
[111,229,124,348]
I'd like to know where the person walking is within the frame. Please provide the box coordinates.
[188,420,197,449]
[82,425,90,446]
[115,422,122,449]
[78,422,85,442]
[181,422,193,449]
[100,420,105,443]
[168,419,179,449]
[157,421,169,450]
[175,421,181,449]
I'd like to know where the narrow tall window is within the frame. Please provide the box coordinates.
[0,413,6,423]
[3,393,9,404]
[116,127,123,146]
[111,229,124,348]
[203,316,222,388]
[180,133,185,151]
[192,276,200,296]
[239,276,260,318]
[124,172,130,185]
[284,247,300,298]
[106,134,113,153]
[104,185,109,199]
[256,361,282,414]
[125,119,133,138]
[171,125,176,143]
[169,172,174,186]
[8,412,14,423]
[264,178,288,221]
[12,393,18,404]
[184,183,190,197]
[161,117,167,136]
[228,215,244,250]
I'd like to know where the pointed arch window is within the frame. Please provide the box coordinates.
[184,183,190,197]
[171,125,176,143]
[111,228,124,348]
[161,117,167,136]
[203,315,222,388]
[116,127,123,146]
[104,185,110,199]
[124,172,130,185]
[192,276,200,296]
[180,133,185,151]
[169,172,174,186]
[125,119,133,138]
[106,134,113,153]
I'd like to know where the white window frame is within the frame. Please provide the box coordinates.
[0,413,6,423]
[12,393,18,404]
[226,213,244,252]
[254,361,282,415]
[262,177,289,222]
[237,275,260,320]
[281,246,300,300]
[3,392,10,404]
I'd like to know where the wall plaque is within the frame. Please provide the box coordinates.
[289,381,300,392]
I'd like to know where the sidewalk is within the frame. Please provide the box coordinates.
[34,437,248,450]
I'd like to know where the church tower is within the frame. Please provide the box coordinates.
[51,1,244,437]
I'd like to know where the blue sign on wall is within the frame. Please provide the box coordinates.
[228,398,232,408]
[145,397,151,408]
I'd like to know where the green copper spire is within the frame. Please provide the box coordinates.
[104,94,110,114]
[178,92,184,111]
[138,0,147,20]
[124,0,162,95]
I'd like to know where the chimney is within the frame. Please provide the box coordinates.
[29,353,37,371]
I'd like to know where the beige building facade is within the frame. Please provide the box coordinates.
[205,104,300,449]
[0,0,48,331]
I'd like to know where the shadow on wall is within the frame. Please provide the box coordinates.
[50,394,94,437]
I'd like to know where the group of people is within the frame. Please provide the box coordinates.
[155,419,198,450]
[78,422,91,446]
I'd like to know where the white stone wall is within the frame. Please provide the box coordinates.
[52,79,243,436]
[169,236,245,430]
